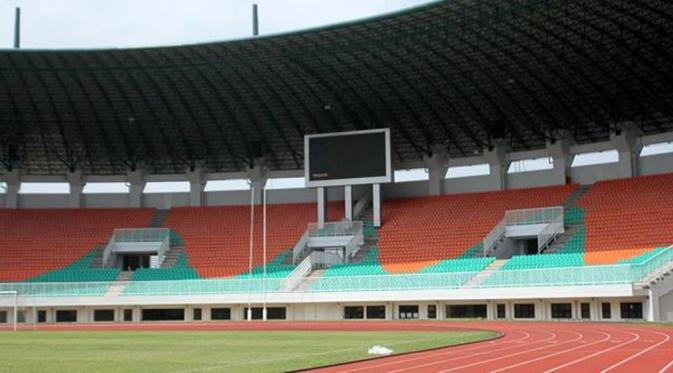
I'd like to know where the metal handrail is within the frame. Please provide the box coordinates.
[483,206,564,256]
[537,208,564,252]
[308,221,363,237]
[291,231,309,264]
[4,247,672,297]
[103,228,171,267]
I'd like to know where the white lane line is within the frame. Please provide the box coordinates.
[659,357,673,373]
[601,329,671,373]
[384,329,556,373]
[491,329,613,373]
[338,330,532,373]
[435,331,584,373]
[543,331,640,373]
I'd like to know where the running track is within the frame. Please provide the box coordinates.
[3,321,673,372]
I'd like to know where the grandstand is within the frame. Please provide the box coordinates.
[2,0,673,330]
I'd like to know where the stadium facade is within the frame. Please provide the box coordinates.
[2,0,673,325]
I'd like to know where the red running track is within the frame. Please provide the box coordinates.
[3,321,673,372]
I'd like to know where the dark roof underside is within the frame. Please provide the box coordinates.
[1,0,673,175]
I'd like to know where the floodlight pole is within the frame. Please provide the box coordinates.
[252,4,259,36]
[247,185,255,322]
[14,7,20,49]
[262,186,268,321]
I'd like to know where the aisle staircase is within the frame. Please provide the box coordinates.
[148,209,169,228]
[105,271,133,296]
[161,246,184,268]
[462,259,508,289]
[544,225,582,254]
[542,185,590,254]
[563,185,590,209]
[88,246,106,268]
[293,269,325,292]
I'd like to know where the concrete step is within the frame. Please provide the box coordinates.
[88,245,106,268]
[114,271,133,281]
[462,259,508,289]
[544,224,582,253]
[148,209,169,228]
[563,185,591,209]
[161,246,184,268]
[294,269,325,292]
[350,241,376,264]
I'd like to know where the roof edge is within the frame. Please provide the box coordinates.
[0,0,444,53]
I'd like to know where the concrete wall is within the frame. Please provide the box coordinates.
[639,152,673,176]
[444,174,495,195]
[1,296,653,324]
[570,163,621,185]
[18,194,69,209]
[4,132,673,209]
[507,169,562,190]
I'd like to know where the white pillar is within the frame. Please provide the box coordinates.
[127,168,145,208]
[483,144,509,191]
[2,168,20,209]
[547,134,573,185]
[317,187,327,228]
[344,185,352,220]
[67,170,84,208]
[186,167,205,207]
[373,183,381,227]
[424,150,449,196]
[648,289,660,322]
[611,125,642,179]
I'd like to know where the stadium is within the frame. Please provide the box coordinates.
[2,0,673,371]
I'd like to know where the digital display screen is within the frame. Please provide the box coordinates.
[308,131,387,182]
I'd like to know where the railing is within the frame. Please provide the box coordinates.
[294,221,364,263]
[280,255,313,292]
[4,247,672,297]
[483,206,564,256]
[483,219,506,256]
[291,231,309,264]
[537,208,564,252]
[352,192,372,220]
[102,228,170,267]
[634,244,673,285]
[344,234,363,262]
[504,207,563,226]
[308,221,363,237]
[309,250,344,267]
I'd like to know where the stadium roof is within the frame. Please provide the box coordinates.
[1,0,673,175]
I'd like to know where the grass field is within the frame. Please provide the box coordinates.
[0,329,495,373]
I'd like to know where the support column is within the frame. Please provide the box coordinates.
[2,168,20,209]
[247,162,267,206]
[344,185,352,220]
[648,289,660,322]
[373,183,381,227]
[610,123,642,178]
[127,168,145,208]
[186,167,205,207]
[547,132,574,185]
[317,187,327,228]
[424,150,449,196]
[483,144,509,191]
[67,170,84,208]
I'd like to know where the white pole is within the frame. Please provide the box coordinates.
[262,186,268,321]
[247,185,255,322]
[11,291,17,332]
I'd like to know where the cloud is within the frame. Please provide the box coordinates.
[0,0,433,49]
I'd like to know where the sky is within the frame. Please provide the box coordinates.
[0,0,434,49]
